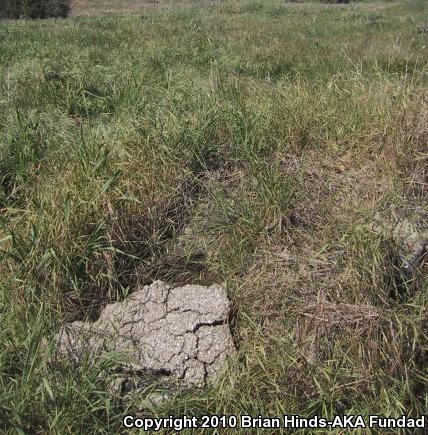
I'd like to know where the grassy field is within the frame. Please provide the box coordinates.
[0,0,427,433]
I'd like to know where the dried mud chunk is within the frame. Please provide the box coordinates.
[54,281,235,388]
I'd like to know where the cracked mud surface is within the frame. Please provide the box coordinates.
[56,281,235,387]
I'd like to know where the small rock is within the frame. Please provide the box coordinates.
[145,392,171,407]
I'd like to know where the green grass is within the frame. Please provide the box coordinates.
[0,0,427,433]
